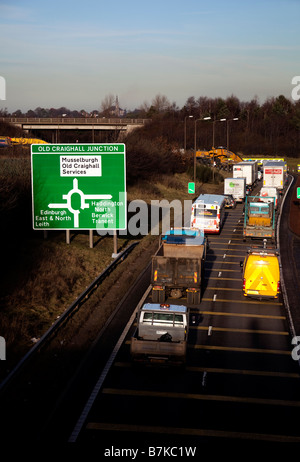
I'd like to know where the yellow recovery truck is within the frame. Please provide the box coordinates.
[241,242,280,299]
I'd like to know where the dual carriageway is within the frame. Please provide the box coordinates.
[1,175,300,447]
[66,176,300,445]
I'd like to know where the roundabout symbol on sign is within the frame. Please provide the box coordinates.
[48,178,112,227]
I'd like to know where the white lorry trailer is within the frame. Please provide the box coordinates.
[233,161,257,186]
[263,161,287,193]
[224,177,246,202]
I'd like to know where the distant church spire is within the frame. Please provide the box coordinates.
[115,95,120,117]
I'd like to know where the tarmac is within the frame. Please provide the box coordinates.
[280,174,300,339]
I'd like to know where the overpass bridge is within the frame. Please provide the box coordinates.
[1,117,149,142]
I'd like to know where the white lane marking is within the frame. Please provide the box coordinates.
[68,286,151,442]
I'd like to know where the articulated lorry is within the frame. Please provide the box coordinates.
[151,228,207,305]
[130,302,189,365]
[233,161,258,186]
[243,196,276,242]
[263,161,287,193]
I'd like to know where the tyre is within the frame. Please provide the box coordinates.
[187,291,193,305]
[193,291,201,305]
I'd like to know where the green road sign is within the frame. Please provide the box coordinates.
[31,144,126,230]
[297,187,300,199]
[188,182,195,194]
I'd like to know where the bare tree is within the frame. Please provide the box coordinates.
[139,100,150,114]
[151,94,171,112]
[100,94,115,116]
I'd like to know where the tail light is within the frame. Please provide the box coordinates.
[277,281,280,293]
[243,278,246,290]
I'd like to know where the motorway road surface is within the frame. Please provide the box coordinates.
[69,188,300,446]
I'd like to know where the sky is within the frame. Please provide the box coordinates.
[0,0,299,113]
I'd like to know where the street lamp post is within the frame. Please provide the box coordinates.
[184,115,193,152]
[194,116,211,184]
[226,117,239,151]
[212,118,226,180]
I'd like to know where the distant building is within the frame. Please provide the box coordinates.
[110,96,126,117]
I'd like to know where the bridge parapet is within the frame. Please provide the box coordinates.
[1,117,149,126]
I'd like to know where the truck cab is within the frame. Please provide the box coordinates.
[260,187,279,209]
[130,303,189,365]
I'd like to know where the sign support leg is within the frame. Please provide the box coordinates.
[89,230,93,248]
[112,230,118,258]
[66,230,70,244]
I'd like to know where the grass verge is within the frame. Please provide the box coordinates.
[0,159,225,377]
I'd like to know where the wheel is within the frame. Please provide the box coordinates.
[193,291,201,305]
[187,291,193,305]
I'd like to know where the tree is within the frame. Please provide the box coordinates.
[151,94,171,112]
[185,96,197,113]
[100,94,115,116]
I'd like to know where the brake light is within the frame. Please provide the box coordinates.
[277,281,280,293]
[243,278,246,290]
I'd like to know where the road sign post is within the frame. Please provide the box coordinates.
[188,182,195,194]
[31,144,126,231]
